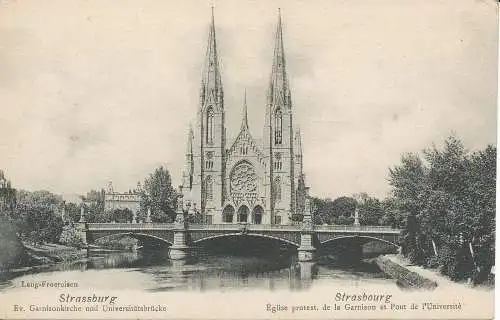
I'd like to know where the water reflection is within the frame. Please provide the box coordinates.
[0,249,396,293]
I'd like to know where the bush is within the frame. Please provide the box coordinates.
[0,220,28,270]
[95,236,138,251]
[58,225,85,249]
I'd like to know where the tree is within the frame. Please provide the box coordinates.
[0,170,16,217]
[388,135,496,283]
[82,189,106,223]
[15,190,64,244]
[112,208,133,223]
[353,193,384,226]
[63,202,81,223]
[59,225,85,248]
[388,152,428,264]
[140,166,178,222]
[310,196,356,225]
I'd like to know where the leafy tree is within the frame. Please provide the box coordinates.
[63,202,81,223]
[81,189,105,222]
[15,190,64,244]
[388,135,495,283]
[0,170,16,217]
[311,197,328,224]
[59,225,85,248]
[331,196,356,224]
[311,196,356,225]
[379,198,405,228]
[140,166,178,222]
[0,218,29,270]
[353,193,384,226]
[112,208,133,223]
[388,152,428,264]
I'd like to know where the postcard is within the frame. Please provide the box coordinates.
[0,0,496,319]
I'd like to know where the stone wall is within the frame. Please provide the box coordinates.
[376,255,437,290]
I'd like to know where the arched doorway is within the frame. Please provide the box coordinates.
[237,205,249,223]
[252,206,264,224]
[222,205,234,223]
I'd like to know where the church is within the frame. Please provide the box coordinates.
[181,10,308,225]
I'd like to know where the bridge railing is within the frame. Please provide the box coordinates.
[188,224,301,231]
[189,224,240,231]
[315,225,400,233]
[87,223,177,231]
[87,222,400,234]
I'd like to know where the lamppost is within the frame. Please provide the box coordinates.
[79,204,86,223]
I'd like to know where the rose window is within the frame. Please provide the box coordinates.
[230,162,257,195]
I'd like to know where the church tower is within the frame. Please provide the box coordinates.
[186,9,225,220]
[263,11,295,224]
[182,10,306,225]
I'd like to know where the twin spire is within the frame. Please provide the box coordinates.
[267,8,291,108]
[200,7,223,107]
[201,9,291,129]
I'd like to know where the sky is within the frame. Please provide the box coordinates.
[0,0,497,200]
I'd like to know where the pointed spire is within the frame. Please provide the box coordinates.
[186,124,194,154]
[241,89,249,130]
[200,7,223,107]
[295,128,303,155]
[267,9,291,108]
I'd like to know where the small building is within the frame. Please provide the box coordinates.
[104,181,141,215]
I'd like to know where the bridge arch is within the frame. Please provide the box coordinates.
[193,233,300,247]
[91,232,173,246]
[321,235,399,248]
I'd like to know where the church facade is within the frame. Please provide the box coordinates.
[181,11,308,225]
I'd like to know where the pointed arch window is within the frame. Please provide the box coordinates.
[205,152,214,169]
[274,108,282,145]
[274,153,282,170]
[206,107,215,144]
[205,176,213,201]
[240,144,249,155]
[273,176,282,203]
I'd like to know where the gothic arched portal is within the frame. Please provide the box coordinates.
[252,205,264,224]
[222,205,235,223]
[237,205,249,223]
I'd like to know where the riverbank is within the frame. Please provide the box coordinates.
[375,255,437,290]
[0,243,87,280]
[23,242,86,264]
[378,254,494,292]
[0,242,130,283]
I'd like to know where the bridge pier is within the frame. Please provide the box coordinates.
[298,200,316,262]
[169,230,190,260]
[298,232,316,262]
[169,188,191,260]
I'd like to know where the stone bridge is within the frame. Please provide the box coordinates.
[83,222,400,262]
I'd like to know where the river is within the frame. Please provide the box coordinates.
[0,246,400,293]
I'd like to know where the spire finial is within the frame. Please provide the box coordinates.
[186,123,194,154]
[200,7,223,106]
[211,6,215,28]
[241,89,249,130]
[267,7,290,108]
